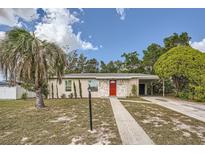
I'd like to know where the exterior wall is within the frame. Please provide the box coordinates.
[127,79,139,97]
[16,85,36,99]
[0,85,35,99]
[48,78,141,98]
[48,78,100,98]
[116,80,128,97]
[99,80,109,97]
[0,86,16,99]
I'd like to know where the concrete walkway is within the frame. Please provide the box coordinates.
[109,97,154,145]
[142,96,205,123]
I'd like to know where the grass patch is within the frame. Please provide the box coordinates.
[0,98,121,145]
[121,101,205,145]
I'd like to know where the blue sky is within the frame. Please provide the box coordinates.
[73,8,205,62]
[1,8,205,64]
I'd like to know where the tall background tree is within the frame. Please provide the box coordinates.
[0,28,67,108]
[142,43,164,74]
[121,51,144,73]
[100,60,122,73]
[163,32,191,51]
[66,50,78,73]
[77,53,87,73]
[84,58,99,73]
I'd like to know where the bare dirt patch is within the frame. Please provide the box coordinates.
[0,98,121,145]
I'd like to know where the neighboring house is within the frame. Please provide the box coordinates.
[48,73,159,98]
[0,81,35,99]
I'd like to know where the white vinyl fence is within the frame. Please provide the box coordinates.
[0,85,35,99]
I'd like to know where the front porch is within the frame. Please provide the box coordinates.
[138,79,162,96]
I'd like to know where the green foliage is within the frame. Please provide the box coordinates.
[66,50,78,73]
[178,91,189,100]
[0,28,67,108]
[121,51,144,73]
[100,60,122,73]
[177,85,205,102]
[192,85,205,102]
[152,79,175,95]
[154,46,205,101]
[154,46,205,80]
[73,82,77,99]
[79,80,82,98]
[61,94,66,99]
[143,43,164,74]
[21,92,28,100]
[65,52,99,73]
[51,83,54,99]
[100,61,107,73]
[84,58,99,73]
[77,53,87,73]
[163,32,191,51]
[131,84,137,96]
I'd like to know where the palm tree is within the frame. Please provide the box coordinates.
[0,28,67,108]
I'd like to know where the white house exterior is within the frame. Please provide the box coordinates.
[48,73,159,99]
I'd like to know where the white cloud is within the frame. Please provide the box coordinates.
[190,39,205,52]
[116,8,126,20]
[0,8,38,26]
[0,8,97,52]
[35,8,98,51]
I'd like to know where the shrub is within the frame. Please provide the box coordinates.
[192,85,205,102]
[177,91,189,100]
[79,80,82,98]
[68,93,73,99]
[61,94,66,99]
[73,82,77,99]
[21,92,28,100]
[131,84,137,96]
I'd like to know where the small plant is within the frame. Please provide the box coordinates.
[61,94,66,99]
[178,91,189,100]
[73,82,77,99]
[21,92,28,100]
[79,80,82,98]
[68,93,73,99]
[131,84,137,96]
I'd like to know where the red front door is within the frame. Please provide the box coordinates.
[110,80,116,96]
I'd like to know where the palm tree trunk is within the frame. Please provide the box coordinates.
[35,88,45,108]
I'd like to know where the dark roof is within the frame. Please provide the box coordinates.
[50,73,159,80]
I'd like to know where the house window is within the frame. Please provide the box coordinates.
[88,80,98,92]
[65,80,72,91]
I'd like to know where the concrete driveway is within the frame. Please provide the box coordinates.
[142,96,205,123]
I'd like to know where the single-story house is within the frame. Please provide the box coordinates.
[0,81,35,99]
[48,73,159,98]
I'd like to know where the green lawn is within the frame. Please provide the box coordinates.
[0,98,121,145]
[122,101,205,145]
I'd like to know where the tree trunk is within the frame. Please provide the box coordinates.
[35,88,45,108]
